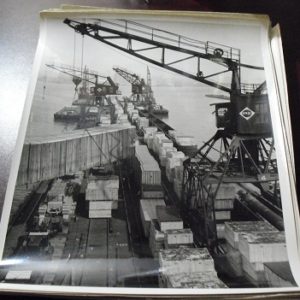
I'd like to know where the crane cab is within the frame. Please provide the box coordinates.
[233,93,272,136]
[212,94,272,137]
[132,84,144,94]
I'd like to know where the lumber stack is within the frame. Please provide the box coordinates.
[173,165,184,200]
[156,206,183,232]
[158,246,227,288]
[168,130,198,156]
[223,221,292,286]
[165,151,186,183]
[164,228,193,248]
[162,271,228,288]
[149,219,165,258]
[17,125,135,185]
[85,176,119,219]
[140,199,166,237]
[62,196,76,222]
[204,183,237,227]
[133,144,162,190]
[143,127,158,144]
[136,116,149,130]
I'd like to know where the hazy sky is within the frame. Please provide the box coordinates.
[40,16,266,93]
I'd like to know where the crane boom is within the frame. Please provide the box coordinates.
[47,63,107,86]
[113,67,141,85]
[46,63,120,96]
[65,18,264,94]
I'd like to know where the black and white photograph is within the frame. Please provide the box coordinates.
[0,9,299,293]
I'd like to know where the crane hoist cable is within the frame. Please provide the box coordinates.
[73,30,76,69]
[80,35,85,78]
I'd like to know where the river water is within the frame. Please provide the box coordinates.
[26,79,224,147]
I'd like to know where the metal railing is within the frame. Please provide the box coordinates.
[92,19,241,61]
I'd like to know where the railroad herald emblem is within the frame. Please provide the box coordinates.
[239,107,255,120]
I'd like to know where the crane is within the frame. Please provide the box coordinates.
[113,66,155,105]
[64,18,279,249]
[46,63,120,128]
[46,63,120,100]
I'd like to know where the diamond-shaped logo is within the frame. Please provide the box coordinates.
[239,107,255,120]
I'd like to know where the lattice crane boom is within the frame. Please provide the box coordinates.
[113,67,142,85]
[46,63,120,96]
[64,18,264,95]
[113,66,154,104]
[46,63,107,85]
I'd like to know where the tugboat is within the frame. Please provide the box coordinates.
[149,104,169,116]
[54,106,80,122]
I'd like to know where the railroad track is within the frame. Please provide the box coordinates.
[119,163,155,287]
[8,180,52,233]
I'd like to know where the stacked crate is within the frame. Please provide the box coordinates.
[156,206,183,232]
[149,219,165,258]
[128,109,139,123]
[136,117,149,130]
[168,130,198,155]
[157,139,174,166]
[210,183,237,219]
[117,114,130,125]
[203,182,238,239]
[38,204,47,225]
[140,199,166,237]
[163,271,227,288]
[239,231,288,285]
[62,196,76,222]
[141,184,164,199]
[147,205,194,257]
[134,144,162,196]
[100,114,111,125]
[158,246,226,288]
[149,134,174,167]
[143,127,158,144]
[165,151,186,183]
[223,221,289,285]
[85,176,119,219]
[150,206,184,256]
[125,102,134,113]
[147,131,165,151]
[164,228,193,249]
[173,165,184,200]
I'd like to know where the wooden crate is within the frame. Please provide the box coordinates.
[238,231,287,263]
[87,201,114,210]
[88,209,112,219]
[140,199,165,237]
[159,246,215,275]
[164,271,227,288]
[157,206,183,232]
[224,221,278,249]
[164,228,193,247]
